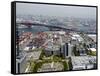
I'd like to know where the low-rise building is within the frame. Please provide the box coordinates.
[71,56,96,70]
[45,40,61,56]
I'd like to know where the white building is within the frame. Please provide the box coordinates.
[71,56,96,70]
[68,43,73,56]
[88,34,96,42]
[70,32,83,42]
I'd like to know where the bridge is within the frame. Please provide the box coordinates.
[16,22,77,32]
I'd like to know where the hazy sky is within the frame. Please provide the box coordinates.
[16,3,96,19]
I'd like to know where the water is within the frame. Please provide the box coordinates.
[17,25,50,35]
[17,24,97,35]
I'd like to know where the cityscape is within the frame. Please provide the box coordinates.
[16,3,97,73]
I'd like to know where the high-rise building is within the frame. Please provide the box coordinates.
[61,43,68,58]
[61,43,73,58]
[68,43,73,56]
[16,55,27,73]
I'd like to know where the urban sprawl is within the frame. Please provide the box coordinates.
[16,15,97,73]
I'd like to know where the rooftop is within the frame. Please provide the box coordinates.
[71,56,96,66]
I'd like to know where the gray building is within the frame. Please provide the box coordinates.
[45,45,61,56]
[16,54,27,73]
[60,43,73,58]
[71,56,96,70]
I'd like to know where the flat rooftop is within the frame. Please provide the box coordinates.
[71,56,96,66]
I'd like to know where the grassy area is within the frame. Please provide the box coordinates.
[33,62,44,72]
[39,48,45,60]
[53,55,69,71]
[62,61,69,71]
[91,51,96,56]
[29,62,36,72]
[53,55,62,62]
[29,55,70,72]
[68,57,72,70]
[72,45,80,56]
[32,48,44,51]
[29,58,53,72]
[87,50,96,56]
[28,48,70,72]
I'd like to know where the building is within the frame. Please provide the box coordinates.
[45,40,60,56]
[70,32,83,44]
[16,54,27,73]
[88,48,96,56]
[23,46,36,52]
[71,56,96,70]
[88,34,96,43]
[68,43,73,56]
[79,48,87,56]
[37,62,64,72]
[88,48,96,52]
[60,43,73,58]
[61,43,68,58]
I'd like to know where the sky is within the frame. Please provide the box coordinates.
[16,3,96,19]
